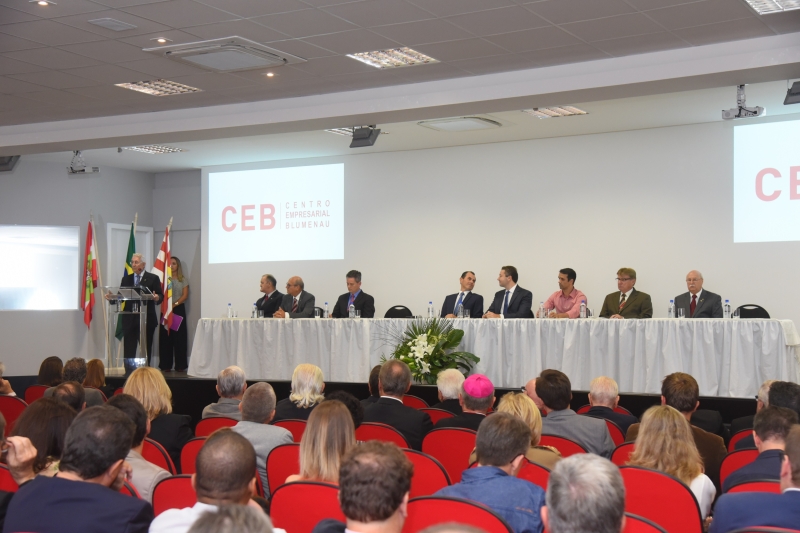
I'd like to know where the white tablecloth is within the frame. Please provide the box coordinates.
[188,318,800,398]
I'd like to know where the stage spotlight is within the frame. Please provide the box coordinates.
[350,126,381,148]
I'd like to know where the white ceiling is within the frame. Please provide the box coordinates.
[2,0,800,126]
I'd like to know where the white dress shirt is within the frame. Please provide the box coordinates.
[453,291,471,313]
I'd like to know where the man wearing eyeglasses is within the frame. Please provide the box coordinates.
[599,268,653,319]
[674,270,723,318]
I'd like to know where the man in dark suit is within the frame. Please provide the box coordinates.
[274,276,315,318]
[362,365,381,407]
[440,271,484,319]
[363,360,433,450]
[674,270,723,318]
[4,406,154,533]
[710,425,800,533]
[738,381,800,450]
[732,380,777,449]
[584,376,638,435]
[255,274,283,317]
[599,267,652,319]
[120,253,163,373]
[430,368,464,415]
[434,374,493,431]
[331,270,376,318]
[483,265,533,319]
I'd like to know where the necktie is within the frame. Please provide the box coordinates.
[690,294,697,317]
[292,297,298,313]
[503,291,510,315]
[348,294,355,308]
[619,293,627,311]
[134,274,141,286]
[455,292,464,313]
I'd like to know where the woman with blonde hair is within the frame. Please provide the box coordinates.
[123,367,193,471]
[286,400,355,484]
[273,364,325,422]
[494,392,561,470]
[158,256,190,372]
[83,359,115,398]
[627,405,715,518]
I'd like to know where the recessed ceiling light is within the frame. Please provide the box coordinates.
[30,0,56,5]
[418,117,501,132]
[522,106,588,119]
[88,18,137,31]
[266,72,274,77]
[114,79,202,96]
[347,47,438,69]
[123,145,186,154]
[150,37,173,44]
[743,0,800,14]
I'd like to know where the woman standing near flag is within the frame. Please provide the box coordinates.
[159,256,189,373]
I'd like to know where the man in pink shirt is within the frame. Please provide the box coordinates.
[540,268,587,319]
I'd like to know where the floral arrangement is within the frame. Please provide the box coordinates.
[380,317,479,384]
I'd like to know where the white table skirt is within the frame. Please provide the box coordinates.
[188,318,800,398]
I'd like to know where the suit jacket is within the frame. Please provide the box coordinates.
[599,288,653,319]
[541,409,615,458]
[674,290,723,318]
[312,519,346,533]
[126,449,170,505]
[148,413,193,474]
[584,406,639,436]
[692,409,730,444]
[279,291,316,318]
[434,412,487,431]
[440,292,484,318]
[232,421,294,496]
[201,398,242,420]
[363,397,433,450]
[486,286,534,318]
[271,398,317,422]
[120,271,164,323]
[331,291,376,318]
[431,398,462,415]
[361,395,380,407]
[256,290,283,317]
[3,475,153,533]
[709,490,800,533]
[731,414,755,437]
[722,449,783,493]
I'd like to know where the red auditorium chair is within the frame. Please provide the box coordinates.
[538,435,587,457]
[619,466,703,533]
[729,429,755,452]
[422,428,477,483]
[402,496,513,533]
[0,396,27,437]
[114,388,124,396]
[266,443,300,495]
[720,449,759,489]
[727,479,782,494]
[180,437,207,475]
[0,464,18,492]
[611,442,636,466]
[270,481,344,533]
[86,387,108,402]
[584,416,626,446]
[273,419,307,442]
[419,408,455,424]
[142,438,177,475]
[624,513,668,533]
[402,395,429,409]
[576,404,633,416]
[356,423,409,448]
[517,459,550,491]
[195,416,237,437]
[152,475,196,516]
[24,384,48,405]
[120,481,141,498]
[402,449,451,498]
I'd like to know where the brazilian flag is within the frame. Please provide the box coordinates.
[114,223,136,340]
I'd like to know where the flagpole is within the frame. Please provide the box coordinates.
[90,214,110,362]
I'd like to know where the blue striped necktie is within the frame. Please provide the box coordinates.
[503,291,510,314]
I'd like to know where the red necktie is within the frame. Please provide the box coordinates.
[292,297,298,313]
[619,293,627,311]
[690,294,697,317]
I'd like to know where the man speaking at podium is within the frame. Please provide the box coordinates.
[120,253,162,373]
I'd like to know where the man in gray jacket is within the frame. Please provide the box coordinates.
[202,366,247,420]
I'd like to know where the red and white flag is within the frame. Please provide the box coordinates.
[81,220,98,328]
[152,225,173,331]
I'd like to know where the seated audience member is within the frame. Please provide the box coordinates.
[51,381,86,412]
[324,390,364,429]
[436,412,546,533]
[430,368,465,415]
[232,382,293,494]
[83,358,115,399]
[124,367,193,472]
[523,378,546,413]
[737,380,800,450]
[37,356,63,387]
[538,370,614,458]
[541,454,625,533]
[202,366,247,420]
[434,374,494,431]
[10,397,76,476]
[107,394,170,504]
[722,406,798,493]
[312,441,413,533]
[150,429,260,533]
[4,406,154,533]
[585,376,638,435]
[495,392,561,470]
[186,504,275,533]
[362,365,381,407]
[691,407,730,444]
[627,406,716,518]
[0,363,16,397]
[626,372,726,489]
[0,412,39,531]
[710,425,800,533]
[731,379,776,439]
[45,358,104,407]
[273,364,325,422]
[362,361,433,450]
[286,400,355,484]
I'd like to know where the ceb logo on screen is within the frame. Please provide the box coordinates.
[221,204,275,232]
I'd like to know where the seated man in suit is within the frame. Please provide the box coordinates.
[255,274,282,317]
[202,366,247,420]
[626,372,727,490]
[483,265,533,319]
[44,357,104,407]
[441,271,484,318]
[524,377,546,413]
[51,381,86,412]
[363,360,433,450]
[710,425,800,533]
[731,379,777,447]
[331,270,376,318]
[737,381,800,450]
[674,270,723,318]
[434,374,494,431]
[274,276,315,318]
[540,268,587,319]
[4,406,154,533]
[362,365,381,407]
[430,368,464,415]
[584,376,638,435]
[599,268,652,319]
[538,369,614,458]
[723,406,798,493]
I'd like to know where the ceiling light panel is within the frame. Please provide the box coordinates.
[115,80,202,96]
[123,145,186,154]
[88,18,137,31]
[523,106,588,119]
[347,47,438,69]
[743,0,800,14]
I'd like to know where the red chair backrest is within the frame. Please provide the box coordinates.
[114,388,124,396]
[729,428,755,452]
[612,442,636,467]
[142,438,177,475]
[727,479,782,494]
[575,405,632,415]
[273,419,307,442]
[121,481,141,498]
[270,481,344,533]
[402,496,514,533]
[180,437,207,475]
[624,513,668,533]
[720,449,759,489]
[0,464,19,492]
[402,395,429,409]
[422,428,477,484]
[152,475,196,516]
[619,466,703,533]
[24,385,49,405]
[266,443,300,495]
[517,460,550,491]
[420,408,455,424]
[605,420,626,446]
[195,417,238,437]
[86,387,108,402]
[356,423,409,448]
[539,435,587,457]
[403,449,451,498]
[0,396,27,437]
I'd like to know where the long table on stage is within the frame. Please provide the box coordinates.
[188,318,800,397]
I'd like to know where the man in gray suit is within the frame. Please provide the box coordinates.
[273,276,316,318]
[202,366,247,420]
[674,270,723,318]
[231,382,293,494]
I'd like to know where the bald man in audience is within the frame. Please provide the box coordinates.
[51,381,86,412]
[434,374,494,431]
[584,377,638,435]
[736,381,800,450]
[430,369,465,415]
[202,366,247,420]
[44,358,104,407]
[674,270,723,319]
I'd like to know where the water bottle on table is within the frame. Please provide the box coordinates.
[580,300,586,318]
[539,302,545,318]
[324,302,329,318]
[723,300,731,319]
[349,304,355,318]
[668,300,675,318]
[227,303,232,318]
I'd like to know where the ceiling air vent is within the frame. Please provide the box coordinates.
[143,36,306,72]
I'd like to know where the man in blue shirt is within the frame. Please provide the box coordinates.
[435,412,545,533]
